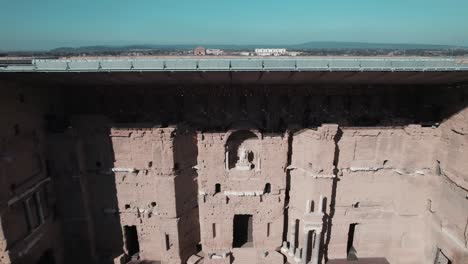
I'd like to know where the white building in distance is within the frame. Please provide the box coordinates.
[255,48,287,56]
[206,49,223,56]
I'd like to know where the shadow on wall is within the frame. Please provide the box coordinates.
[2,81,466,263]
[48,117,124,264]
[322,128,343,262]
[58,84,468,132]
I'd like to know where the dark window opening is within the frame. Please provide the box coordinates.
[151,202,156,207]
[264,183,271,194]
[37,249,55,264]
[305,230,314,263]
[196,243,202,252]
[347,223,358,261]
[310,200,315,212]
[233,215,253,248]
[125,204,130,209]
[215,183,221,194]
[124,225,140,256]
[322,197,328,214]
[352,202,359,208]
[18,93,25,103]
[165,233,171,250]
[212,223,216,238]
[148,161,153,168]
[267,222,271,237]
[14,124,20,136]
[294,219,300,248]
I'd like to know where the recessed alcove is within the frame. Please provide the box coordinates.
[225,130,261,171]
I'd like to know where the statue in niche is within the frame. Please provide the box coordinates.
[235,146,253,170]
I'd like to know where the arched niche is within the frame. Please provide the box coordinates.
[225,130,261,171]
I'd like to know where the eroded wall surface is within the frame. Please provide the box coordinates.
[0,82,63,264]
[0,82,467,264]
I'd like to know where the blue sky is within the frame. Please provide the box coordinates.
[1,0,467,50]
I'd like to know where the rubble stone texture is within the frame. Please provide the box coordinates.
[0,76,467,264]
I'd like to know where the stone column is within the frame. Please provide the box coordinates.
[317,195,323,214]
[289,221,296,256]
[301,230,310,264]
[225,151,229,171]
[311,230,322,264]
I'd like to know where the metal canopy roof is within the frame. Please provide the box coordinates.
[1,57,468,72]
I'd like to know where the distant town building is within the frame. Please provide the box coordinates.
[288,51,301,57]
[255,48,287,56]
[194,46,206,56]
[206,49,223,56]
[240,52,251,56]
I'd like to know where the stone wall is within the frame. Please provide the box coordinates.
[0,82,63,264]
[196,129,288,257]
[1,81,467,264]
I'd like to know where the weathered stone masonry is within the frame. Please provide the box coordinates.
[0,78,467,264]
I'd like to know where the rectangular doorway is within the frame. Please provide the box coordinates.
[347,223,358,261]
[233,215,253,248]
[124,225,140,256]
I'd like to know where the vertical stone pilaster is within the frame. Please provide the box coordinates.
[289,221,296,256]
[301,230,310,264]
[311,230,322,264]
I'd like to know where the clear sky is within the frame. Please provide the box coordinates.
[1,0,467,51]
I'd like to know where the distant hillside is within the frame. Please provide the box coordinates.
[49,41,467,53]
[290,41,464,50]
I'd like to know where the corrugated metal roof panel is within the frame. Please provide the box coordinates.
[68,60,100,71]
[198,59,230,70]
[296,59,329,70]
[35,60,68,71]
[165,59,198,70]
[132,60,164,70]
[230,59,263,70]
[100,60,133,70]
[263,59,296,70]
[1,58,468,73]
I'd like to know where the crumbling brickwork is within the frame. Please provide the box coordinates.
[0,77,467,264]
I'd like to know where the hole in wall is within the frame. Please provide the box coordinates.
[352,202,359,208]
[294,219,300,247]
[148,161,153,168]
[233,215,253,248]
[151,202,156,207]
[347,223,358,261]
[18,93,25,103]
[125,204,130,209]
[264,183,271,194]
[322,197,328,213]
[36,249,56,264]
[165,233,171,250]
[14,124,20,136]
[215,183,221,194]
[310,200,315,212]
[124,225,140,257]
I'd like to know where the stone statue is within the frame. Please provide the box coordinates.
[236,146,252,170]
